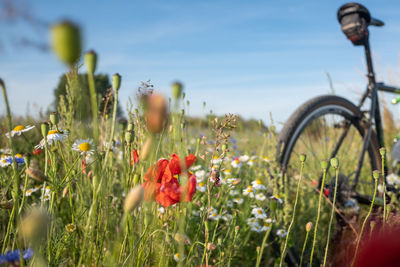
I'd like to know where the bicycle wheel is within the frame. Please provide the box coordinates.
[276,95,381,265]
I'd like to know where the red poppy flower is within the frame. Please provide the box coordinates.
[142,153,197,207]
[32,148,42,156]
[131,149,139,166]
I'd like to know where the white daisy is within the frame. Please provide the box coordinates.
[239,155,249,162]
[224,169,232,176]
[276,229,287,238]
[72,139,95,156]
[386,173,400,185]
[263,156,270,162]
[158,206,165,215]
[229,190,239,196]
[208,212,220,221]
[255,193,266,201]
[227,178,240,185]
[251,222,262,233]
[32,185,42,192]
[251,179,266,190]
[270,194,284,204]
[196,181,207,192]
[35,129,69,149]
[6,125,35,138]
[261,222,271,232]
[195,170,206,180]
[191,165,202,171]
[0,155,12,167]
[251,207,267,219]
[25,188,34,196]
[264,218,276,224]
[247,217,257,225]
[0,148,11,154]
[233,197,244,204]
[243,186,255,198]
[212,156,222,165]
[247,159,255,166]
[221,213,233,221]
[173,253,184,262]
[231,158,241,168]
[40,193,51,201]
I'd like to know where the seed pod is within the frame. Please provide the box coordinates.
[321,160,329,170]
[62,185,69,198]
[41,122,49,138]
[373,170,380,180]
[299,154,306,162]
[330,158,339,169]
[112,73,122,91]
[51,21,81,66]
[145,93,168,134]
[172,81,183,100]
[85,50,97,74]
[65,223,76,233]
[125,131,133,144]
[124,185,144,213]
[127,123,134,132]
[379,147,386,157]
[49,112,59,125]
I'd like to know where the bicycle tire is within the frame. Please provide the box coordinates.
[276,94,381,265]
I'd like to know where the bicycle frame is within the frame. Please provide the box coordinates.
[323,38,400,192]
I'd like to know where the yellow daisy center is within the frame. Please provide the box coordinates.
[225,169,231,173]
[13,125,25,131]
[26,189,32,193]
[212,213,217,217]
[199,182,204,186]
[47,130,59,135]
[256,179,262,184]
[78,142,91,152]
[257,210,263,214]
[15,153,23,158]
[46,186,50,190]
[213,156,218,160]
[2,159,6,163]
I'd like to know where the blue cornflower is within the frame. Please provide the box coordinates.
[0,248,33,264]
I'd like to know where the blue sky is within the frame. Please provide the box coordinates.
[1,0,400,127]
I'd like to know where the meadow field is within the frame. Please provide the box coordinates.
[1,20,400,267]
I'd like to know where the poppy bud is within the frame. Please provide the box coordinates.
[373,170,380,180]
[330,158,339,169]
[379,147,386,157]
[26,167,47,182]
[127,123,134,132]
[306,222,312,232]
[85,50,97,74]
[50,112,59,125]
[299,154,306,162]
[124,185,144,213]
[172,82,183,100]
[125,131,133,144]
[112,73,121,91]
[140,138,152,161]
[41,122,49,138]
[51,21,81,66]
[321,160,329,170]
[145,93,168,134]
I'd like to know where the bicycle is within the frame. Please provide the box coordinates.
[276,3,400,266]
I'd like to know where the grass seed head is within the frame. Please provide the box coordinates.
[51,21,81,66]
[26,167,47,182]
[124,185,144,213]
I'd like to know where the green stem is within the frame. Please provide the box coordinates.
[381,154,387,226]
[323,167,339,266]
[279,160,305,266]
[300,231,310,267]
[351,177,378,267]
[309,167,327,265]
[87,72,99,143]
[255,227,272,267]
